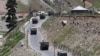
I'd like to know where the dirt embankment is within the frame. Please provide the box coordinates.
[80,0,93,8]
[42,16,100,56]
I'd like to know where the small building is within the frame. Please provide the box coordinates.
[71,6,92,14]
[18,16,23,18]
[16,12,28,21]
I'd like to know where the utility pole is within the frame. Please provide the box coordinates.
[27,29,29,48]
[53,41,56,56]
[28,1,32,17]
[23,24,29,48]
[83,0,86,8]
[54,0,61,15]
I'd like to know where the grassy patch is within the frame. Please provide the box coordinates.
[17,1,28,12]
[54,27,73,44]
[0,30,25,56]
[75,46,94,56]
[42,16,56,29]
[93,45,100,53]
[76,0,83,6]
[0,31,7,33]
[93,2,100,8]
[0,13,30,56]
[0,31,7,35]
[88,0,100,8]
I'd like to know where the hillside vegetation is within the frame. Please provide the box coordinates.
[42,16,100,56]
[88,0,100,8]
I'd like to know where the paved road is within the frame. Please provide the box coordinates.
[24,15,56,56]
[20,14,74,56]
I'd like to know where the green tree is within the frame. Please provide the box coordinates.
[6,0,17,29]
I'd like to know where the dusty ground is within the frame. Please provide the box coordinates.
[0,15,9,32]
[42,16,100,56]
[80,0,93,8]
[0,0,7,13]
[0,0,29,13]
[0,0,49,13]
[84,1,92,8]
[8,36,41,56]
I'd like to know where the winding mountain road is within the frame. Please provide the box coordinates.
[24,15,56,56]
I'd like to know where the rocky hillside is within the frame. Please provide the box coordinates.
[42,16,100,56]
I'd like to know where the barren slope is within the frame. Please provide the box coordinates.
[42,16,100,56]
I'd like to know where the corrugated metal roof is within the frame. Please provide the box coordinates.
[72,6,88,10]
